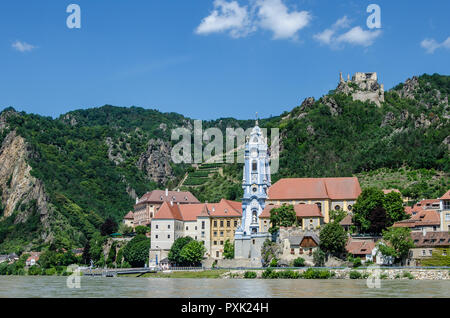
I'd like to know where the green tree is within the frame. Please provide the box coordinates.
[123,234,150,267]
[179,241,206,266]
[168,237,194,265]
[329,209,347,223]
[269,204,297,234]
[292,257,305,267]
[378,227,414,264]
[223,239,234,259]
[319,221,348,256]
[353,188,407,234]
[313,249,326,267]
[100,218,118,236]
[135,225,150,236]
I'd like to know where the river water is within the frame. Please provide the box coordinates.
[0,276,449,298]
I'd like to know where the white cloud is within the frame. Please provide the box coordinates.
[336,26,381,47]
[313,15,350,46]
[421,37,450,54]
[314,16,381,49]
[195,0,311,40]
[195,0,253,38]
[256,0,311,40]
[12,40,36,52]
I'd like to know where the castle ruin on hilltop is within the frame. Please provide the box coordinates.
[337,72,385,107]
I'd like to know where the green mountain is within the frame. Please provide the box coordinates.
[0,73,448,254]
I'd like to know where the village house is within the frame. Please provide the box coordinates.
[122,211,134,228]
[133,189,199,227]
[26,252,41,266]
[266,177,361,224]
[393,208,441,232]
[259,203,324,232]
[408,230,450,266]
[439,190,450,231]
[345,238,376,263]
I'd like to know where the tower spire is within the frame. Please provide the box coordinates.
[255,112,259,126]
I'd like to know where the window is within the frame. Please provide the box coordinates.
[335,205,341,210]
[168,235,170,239]
[216,251,219,257]
[201,231,205,238]
[214,220,217,227]
[214,241,217,245]
[429,250,433,256]
[348,205,353,211]
[234,220,238,227]
[422,250,426,256]
[290,248,294,255]
[155,235,158,239]
[220,241,223,245]
[316,202,322,212]
[227,221,230,227]
[252,161,257,172]
[220,231,224,237]
[446,213,450,221]
[195,226,197,230]
[214,231,217,237]
[156,225,159,229]
[202,221,205,230]
[220,220,224,227]
[186,226,188,231]
[168,224,171,229]
[300,248,303,255]
[252,239,255,245]
[195,236,197,240]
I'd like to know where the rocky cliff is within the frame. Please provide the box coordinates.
[137,138,174,185]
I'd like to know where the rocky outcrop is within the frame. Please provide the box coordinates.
[397,76,419,100]
[0,131,51,223]
[105,137,125,165]
[336,72,385,107]
[322,96,341,116]
[137,138,174,184]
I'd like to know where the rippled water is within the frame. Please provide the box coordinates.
[0,276,449,298]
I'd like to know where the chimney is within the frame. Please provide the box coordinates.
[165,188,168,196]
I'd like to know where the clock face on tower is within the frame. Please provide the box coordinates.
[251,148,258,158]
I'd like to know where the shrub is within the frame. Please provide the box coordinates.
[352,257,362,268]
[277,270,300,279]
[380,273,388,279]
[28,265,41,276]
[350,271,362,279]
[244,271,257,279]
[45,267,57,276]
[402,271,414,280]
[269,258,278,267]
[262,267,276,279]
[292,257,305,267]
[301,268,333,279]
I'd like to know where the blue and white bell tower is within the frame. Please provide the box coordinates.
[234,118,272,261]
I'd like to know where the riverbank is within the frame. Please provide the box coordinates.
[117,267,450,280]
[224,267,450,280]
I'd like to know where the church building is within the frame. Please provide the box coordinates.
[234,120,272,263]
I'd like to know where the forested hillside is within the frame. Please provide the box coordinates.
[0,73,448,253]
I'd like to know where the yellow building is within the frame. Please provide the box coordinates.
[266,177,362,224]
[208,199,242,259]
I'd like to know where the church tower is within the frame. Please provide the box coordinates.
[234,118,272,262]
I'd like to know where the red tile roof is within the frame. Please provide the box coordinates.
[268,177,361,200]
[339,214,354,226]
[440,190,450,200]
[411,231,450,247]
[135,190,200,206]
[260,204,323,218]
[207,199,242,218]
[124,211,134,219]
[153,199,241,221]
[346,239,375,255]
[393,209,441,228]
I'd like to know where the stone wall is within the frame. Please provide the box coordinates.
[224,268,450,280]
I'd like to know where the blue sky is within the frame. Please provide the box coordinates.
[0,0,449,120]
